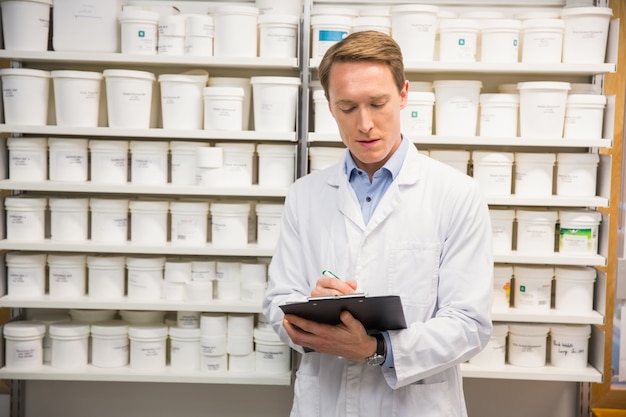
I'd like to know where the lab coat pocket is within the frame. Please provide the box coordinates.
[388,242,439,306]
[392,380,454,417]
[292,373,321,417]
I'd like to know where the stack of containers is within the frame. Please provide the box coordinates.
[215,261,242,302]
[184,14,214,56]
[157,14,186,56]
[200,313,228,372]
[227,313,256,372]
[163,258,192,301]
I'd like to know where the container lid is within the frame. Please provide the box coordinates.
[472,151,514,163]
[126,256,166,268]
[508,323,550,336]
[258,14,299,25]
[119,9,160,22]
[438,19,481,30]
[210,4,259,16]
[128,324,168,339]
[49,322,90,337]
[88,139,129,151]
[3,321,46,338]
[170,200,210,212]
[7,137,48,149]
[515,209,559,221]
[202,86,245,97]
[517,81,571,91]
[47,253,87,265]
[69,309,117,323]
[48,137,89,148]
[559,209,602,223]
[521,18,565,29]
[103,69,156,81]
[50,70,103,80]
[480,93,519,105]
[560,6,613,18]
[433,80,483,89]
[6,251,47,265]
[169,326,201,339]
[129,140,169,151]
[250,76,301,86]
[513,264,554,279]
[87,255,126,267]
[550,324,591,337]
[390,4,438,14]
[514,11,561,20]
[556,152,599,163]
[407,91,436,103]
[91,320,129,336]
[210,202,251,214]
[514,152,556,163]
[554,265,596,281]
[0,68,51,78]
[4,196,47,209]
[196,147,223,168]
[256,144,297,155]
[48,197,89,209]
[89,198,129,210]
[158,73,208,85]
[479,18,522,30]
[567,94,607,106]
[1,0,53,4]
[256,203,284,215]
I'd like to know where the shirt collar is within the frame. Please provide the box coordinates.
[344,136,408,180]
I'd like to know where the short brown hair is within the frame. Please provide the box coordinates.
[317,30,406,99]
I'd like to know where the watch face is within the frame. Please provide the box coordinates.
[367,354,385,366]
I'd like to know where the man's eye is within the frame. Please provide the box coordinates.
[372,102,385,108]
[339,106,355,113]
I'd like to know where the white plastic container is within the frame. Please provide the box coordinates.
[229,351,256,372]
[401,91,435,136]
[353,15,390,35]
[516,209,558,254]
[169,141,207,186]
[208,77,252,130]
[48,137,88,182]
[185,280,213,302]
[130,140,169,185]
[5,196,47,242]
[308,146,345,172]
[215,261,241,301]
[196,147,224,186]
[91,320,129,368]
[258,14,299,58]
[184,14,214,57]
[254,326,290,373]
[162,280,185,301]
[514,152,556,197]
[3,321,46,369]
[521,19,564,63]
[471,151,514,196]
[564,94,606,139]
[227,334,253,357]
[192,261,216,282]
[214,142,255,187]
[429,150,470,174]
[89,140,129,184]
[250,76,301,132]
[479,93,519,138]
[157,33,185,54]
[203,87,245,131]
[559,210,602,254]
[87,255,126,300]
[129,200,169,244]
[119,9,159,55]
[554,266,596,313]
[200,312,227,337]
[0,68,51,125]
[556,153,599,197]
[433,80,482,137]
[489,209,515,254]
[49,197,89,242]
[513,265,554,310]
[170,200,209,245]
[493,265,512,308]
[158,13,186,37]
[0,0,52,51]
[550,324,591,368]
[518,81,571,138]
[212,5,259,58]
[508,324,550,367]
[390,5,438,62]
[126,256,165,301]
[47,253,87,298]
[103,69,155,129]
[51,70,102,127]
[438,19,480,62]
[310,14,352,59]
[561,7,612,64]
[6,252,47,297]
[480,19,521,63]
[128,325,168,370]
[468,323,508,368]
[7,137,48,181]
[89,198,129,243]
[49,322,90,369]
[256,203,284,248]
[211,202,250,247]
[30,312,70,365]
[312,89,338,134]
[169,327,201,371]
[159,72,208,130]
[257,144,296,188]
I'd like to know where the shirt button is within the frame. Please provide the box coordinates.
[365,196,372,202]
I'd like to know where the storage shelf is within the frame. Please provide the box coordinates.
[0,295,262,313]
[493,252,606,266]
[0,125,297,142]
[460,363,602,383]
[491,306,604,325]
[0,240,275,257]
[485,195,608,208]
[0,366,292,385]
[0,180,288,198]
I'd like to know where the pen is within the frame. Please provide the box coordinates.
[322,270,342,280]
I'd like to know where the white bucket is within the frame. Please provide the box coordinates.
[87,255,126,300]
[170,200,209,245]
[6,251,47,297]
[48,137,88,182]
[88,140,129,184]
[401,91,435,136]
[429,150,470,174]
[30,312,70,365]
[521,19,564,63]
[91,320,129,368]
[508,323,549,367]
[564,94,606,139]
[208,77,251,130]
[518,81,571,138]
[159,72,208,130]
[555,153,599,197]
[103,69,155,129]
[438,19,480,62]
[469,323,508,368]
[561,7,612,64]
[47,253,86,298]
[240,262,267,284]
[7,137,47,181]
[200,312,227,337]
[312,89,338,134]
[3,321,46,369]
[514,152,555,197]
[479,93,519,138]
[471,151,514,196]
[0,68,50,125]
[256,144,296,188]
[89,198,129,243]
[164,259,191,284]
[128,325,168,370]
[196,147,223,186]
[251,76,301,132]
[129,140,169,185]
[216,261,241,282]
[203,87,245,131]
[256,203,283,248]
[184,14,214,57]
[310,14,352,59]
[433,80,482,137]
[513,264,554,310]
[126,256,165,300]
[158,13,186,37]
[211,202,250,247]
[353,16,391,35]
[212,5,259,58]
[493,265,512,308]
[51,70,102,127]
[308,146,345,172]
[169,327,201,371]
[49,197,89,242]
[390,5,438,62]
[119,9,159,55]
[516,209,558,254]
[480,19,521,63]
[128,200,169,244]
[186,280,213,302]
[214,142,255,187]
[550,324,591,368]
[559,210,601,254]
[554,265,596,313]
[170,141,208,186]
[49,322,90,369]
[5,196,47,241]
[0,0,52,51]
[489,209,515,254]
[258,14,299,58]
[254,326,291,373]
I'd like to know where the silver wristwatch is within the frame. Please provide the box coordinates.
[366,333,386,366]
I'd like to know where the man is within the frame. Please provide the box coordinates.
[263,30,493,417]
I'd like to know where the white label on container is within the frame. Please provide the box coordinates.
[560,227,595,252]
[9,270,39,287]
[521,224,551,240]
[511,340,542,352]
[517,282,551,307]
[192,270,214,281]
[51,269,75,284]
[55,151,86,167]
[528,34,559,49]
[12,342,37,361]
[7,213,38,228]
[138,344,162,357]
[11,154,45,168]
[173,218,201,240]
[552,338,586,358]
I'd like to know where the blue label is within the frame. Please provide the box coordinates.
[319,30,348,42]
[411,111,418,118]
[458,38,465,46]
[138,30,145,38]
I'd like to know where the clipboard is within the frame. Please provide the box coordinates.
[279,294,407,333]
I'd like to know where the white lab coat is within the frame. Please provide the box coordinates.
[263,143,493,417]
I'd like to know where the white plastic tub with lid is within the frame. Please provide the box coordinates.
[390,4,439,62]
[159,72,208,130]
[119,9,159,54]
[6,251,47,297]
[560,6,613,64]
[564,94,607,139]
[516,209,558,254]
[48,197,89,242]
[0,68,51,125]
[0,0,52,51]
[5,196,47,242]
[49,322,90,369]
[250,76,301,132]
[211,5,259,58]
[3,321,46,369]
[51,70,103,127]
[518,81,571,138]
[47,253,87,298]
[554,265,596,313]
[514,152,556,197]
[550,324,592,368]
[508,323,550,367]
[88,140,129,184]
[513,265,554,310]
[103,69,156,129]
[7,137,47,181]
